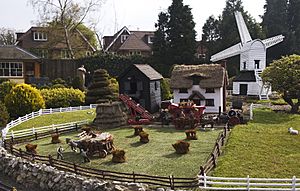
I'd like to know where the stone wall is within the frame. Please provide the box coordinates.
[0,146,152,191]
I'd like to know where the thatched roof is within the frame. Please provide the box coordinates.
[170,64,227,89]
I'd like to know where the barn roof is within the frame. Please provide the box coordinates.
[233,71,256,82]
[170,64,227,89]
[0,45,39,60]
[133,64,163,80]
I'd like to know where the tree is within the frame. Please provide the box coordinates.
[29,0,103,59]
[152,0,197,76]
[261,55,300,113]
[0,101,9,127]
[288,0,300,54]
[262,0,289,61]
[167,0,197,64]
[0,28,16,45]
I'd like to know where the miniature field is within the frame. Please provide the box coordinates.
[10,109,96,132]
[16,126,222,177]
[213,108,300,178]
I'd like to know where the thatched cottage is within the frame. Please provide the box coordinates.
[170,64,228,113]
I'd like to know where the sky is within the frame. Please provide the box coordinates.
[0,0,265,40]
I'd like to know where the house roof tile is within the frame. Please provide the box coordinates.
[134,64,163,80]
[119,34,151,51]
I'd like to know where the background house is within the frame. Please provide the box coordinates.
[118,64,163,113]
[170,64,227,113]
[0,45,40,83]
[103,26,154,56]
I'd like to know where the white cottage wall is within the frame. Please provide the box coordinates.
[173,85,223,113]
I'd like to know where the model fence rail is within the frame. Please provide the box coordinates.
[3,143,198,189]
[198,174,300,190]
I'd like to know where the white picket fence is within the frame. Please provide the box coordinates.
[1,104,97,139]
[199,174,300,191]
[4,120,89,141]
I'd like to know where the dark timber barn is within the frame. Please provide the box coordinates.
[118,64,163,113]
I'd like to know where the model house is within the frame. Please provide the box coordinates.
[0,45,40,83]
[16,26,96,60]
[170,64,227,113]
[118,64,163,113]
[103,26,154,56]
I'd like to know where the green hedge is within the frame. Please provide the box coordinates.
[41,88,85,108]
[0,101,9,127]
[4,84,45,118]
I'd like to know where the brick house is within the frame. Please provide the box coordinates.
[0,45,40,83]
[103,26,154,56]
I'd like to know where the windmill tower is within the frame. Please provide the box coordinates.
[210,11,284,99]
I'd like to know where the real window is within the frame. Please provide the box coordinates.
[61,50,71,59]
[0,62,23,77]
[205,99,215,106]
[121,35,129,43]
[255,60,260,69]
[33,32,47,41]
[206,88,215,93]
[179,88,188,93]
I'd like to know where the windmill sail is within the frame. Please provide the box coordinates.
[234,11,252,44]
[210,43,242,62]
[262,35,285,48]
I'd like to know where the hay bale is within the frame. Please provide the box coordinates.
[25,144,37,154]
[139,131,149,143]
[172,140,190,154]
[51,133,61,144]
[112,149,126,163]
[185,129,197,140]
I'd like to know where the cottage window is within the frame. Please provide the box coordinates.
[148,36,154,44]
[121,35,129,43]
[61,50,71,59]
[129,51,141,55]
[243,62,247,70]
[255,60,260,69]
[33,32,47,41]
[179,88,188,93]
[205,99,215,106]
[154,81,158,90]
[36,49,48,58]
[205,88,215,93]
[0,62,23,77]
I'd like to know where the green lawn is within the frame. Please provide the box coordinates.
[16,126,221,177]
[213,108,300,178]
[10,109,96,131]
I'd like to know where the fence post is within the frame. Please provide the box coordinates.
[199,166,205,176]
[3,140,6,150]
[204,173,207,188]
[60,107,62,112]
[19,148,22,158]
[10,135,14,145]
[169,175,174,190]
[49,155,53,166]
[216,142,220,156]
[50,108,53,114]
[35,132,38,140]
[247,175,250,191]
[90,104,92,109]
[80,106,82,110]
[55,128,58,134]
[73,163,77,174]
[292,176,296,191]
[75,123,78,131]
[10,144,13,154]
[211,153,216,167]
[133,171,136,183]
[221,134,225,146]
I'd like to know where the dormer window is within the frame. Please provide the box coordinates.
[148,36,154,44]
[179,88,188,93]
[121,35,129,43]
[33,32,47,41]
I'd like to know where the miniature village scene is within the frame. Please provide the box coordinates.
[0,0,300,190]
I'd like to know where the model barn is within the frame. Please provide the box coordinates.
[170,64,228,113]
[118,64,163,113]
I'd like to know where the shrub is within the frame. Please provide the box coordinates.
[41,88,85,108]
[4,83,45,118]
[0,81,16,102]
[0,101,9,127]
[51,84,66,89]
[161,78,172,100]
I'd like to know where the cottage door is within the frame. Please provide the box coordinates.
[239,84,248,95]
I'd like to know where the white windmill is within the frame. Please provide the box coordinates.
[210,11,284,100]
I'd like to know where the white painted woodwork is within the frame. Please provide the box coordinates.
[235,12,252,44]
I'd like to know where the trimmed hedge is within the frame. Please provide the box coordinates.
[4,83,45,118]
[0,101,9,127]
[0,81,16,102]
[41,88,85,108]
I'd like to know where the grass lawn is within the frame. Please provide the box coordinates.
[16,126,222,177]
[10,109,96,132]
[213,108,300,178]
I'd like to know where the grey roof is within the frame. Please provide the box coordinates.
[170,64,227,89]
[0,45,39,60]
[119,34,151,51]
[233,71,256,82]
[134,64,163,80]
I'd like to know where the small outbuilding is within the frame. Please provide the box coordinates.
[118,64,163,113]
